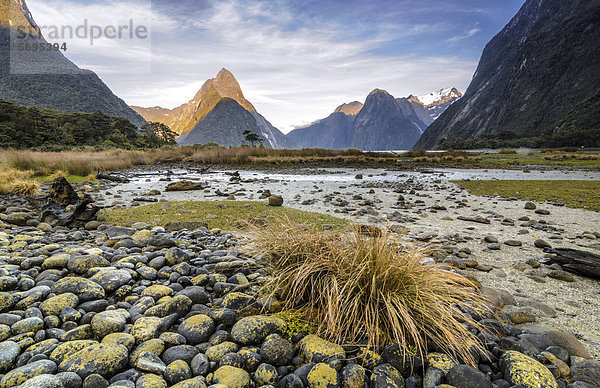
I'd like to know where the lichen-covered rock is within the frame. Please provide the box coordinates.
[134,351,166,374]
[178,314,215,345]
[171,376,208,388]
[141,285,173,300]
[0,341,20,373]
[102,332,136,351]
[221,292,254,310]
[67,255,109,274]
[230,316,286,346]
[136,373,168,387]
[165,360,192,385]
[307,363,339,388]
[130,339,165,365]
[144,295,192,318]
[91,310,127,338]
[259,333,294,366]
[570,359,600,386]
[212,366,250,388]
[11,317,44,335]
[50,340,98,365]
[90,269,132,293]
[130,316,163,344]
[0,360,57,388]
[205,341,238,363]
[18,374,63,388]
[0,292,15,312]
[165,247,189,266]
[51,277,105,302]
[299,335,346,363]
[426,353,458,374]
[58,343,129,378]
[254,363,278,386]
[370,364,404,388]
[39,293,79,316]
[41,253,70,270]
[500,350,558,388]
[341,363,366,388]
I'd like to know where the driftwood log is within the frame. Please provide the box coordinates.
[544,248,600,279]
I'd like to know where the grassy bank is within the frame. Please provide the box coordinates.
[453,180,600,211]
[98,201,348,230]
[1,148,599,177]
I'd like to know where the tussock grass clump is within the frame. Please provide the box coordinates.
[0,167,39,196]
[249,221,488,365]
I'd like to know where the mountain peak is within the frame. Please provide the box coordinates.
[415,87,462,107]
[334,101,363,115]
[368,88,390,96]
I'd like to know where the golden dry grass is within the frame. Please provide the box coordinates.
[0,167,39,196]
[248,220,488,366]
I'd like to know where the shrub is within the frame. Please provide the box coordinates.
[248,220,488,366]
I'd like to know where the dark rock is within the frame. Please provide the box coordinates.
[446,364,492,388]
[82,373,109,388]
[48,178,79,206]
[260,334,294,366]
[178,314,215,345]
[162,345,198,365]
[571,360,600,386]
[371,363,405,388]
[268,196,284,207]
[231,315,286,345]
[165,181,206,192]
[534,239,552,249]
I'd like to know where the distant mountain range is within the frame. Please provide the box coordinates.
[288,87,460,150]
[416,0,600,149]
[0,0,145,127]
[132,69,294,148]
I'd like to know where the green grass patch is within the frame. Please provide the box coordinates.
[453,180,600,211]
[98,201,348,231]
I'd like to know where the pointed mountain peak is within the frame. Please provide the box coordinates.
[368,88,390,96]
[334,101,363,115]
[203,68,255,113]
[215,68,236,82]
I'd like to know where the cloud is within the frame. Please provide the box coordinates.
[26,0,485,132]
[447,28,481,43]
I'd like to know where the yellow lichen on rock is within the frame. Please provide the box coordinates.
[500,350,558,388]
[212,366,250,388]
[299,335,346,363]
[427,352,458,374]
[39,293,79,316]
[50,340,98,365]
[307,363,339,388]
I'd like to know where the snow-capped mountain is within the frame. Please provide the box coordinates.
[409,87,463,120]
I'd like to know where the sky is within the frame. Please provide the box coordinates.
[26,0,526,132]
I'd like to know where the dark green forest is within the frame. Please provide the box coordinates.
[0,99,177,150]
